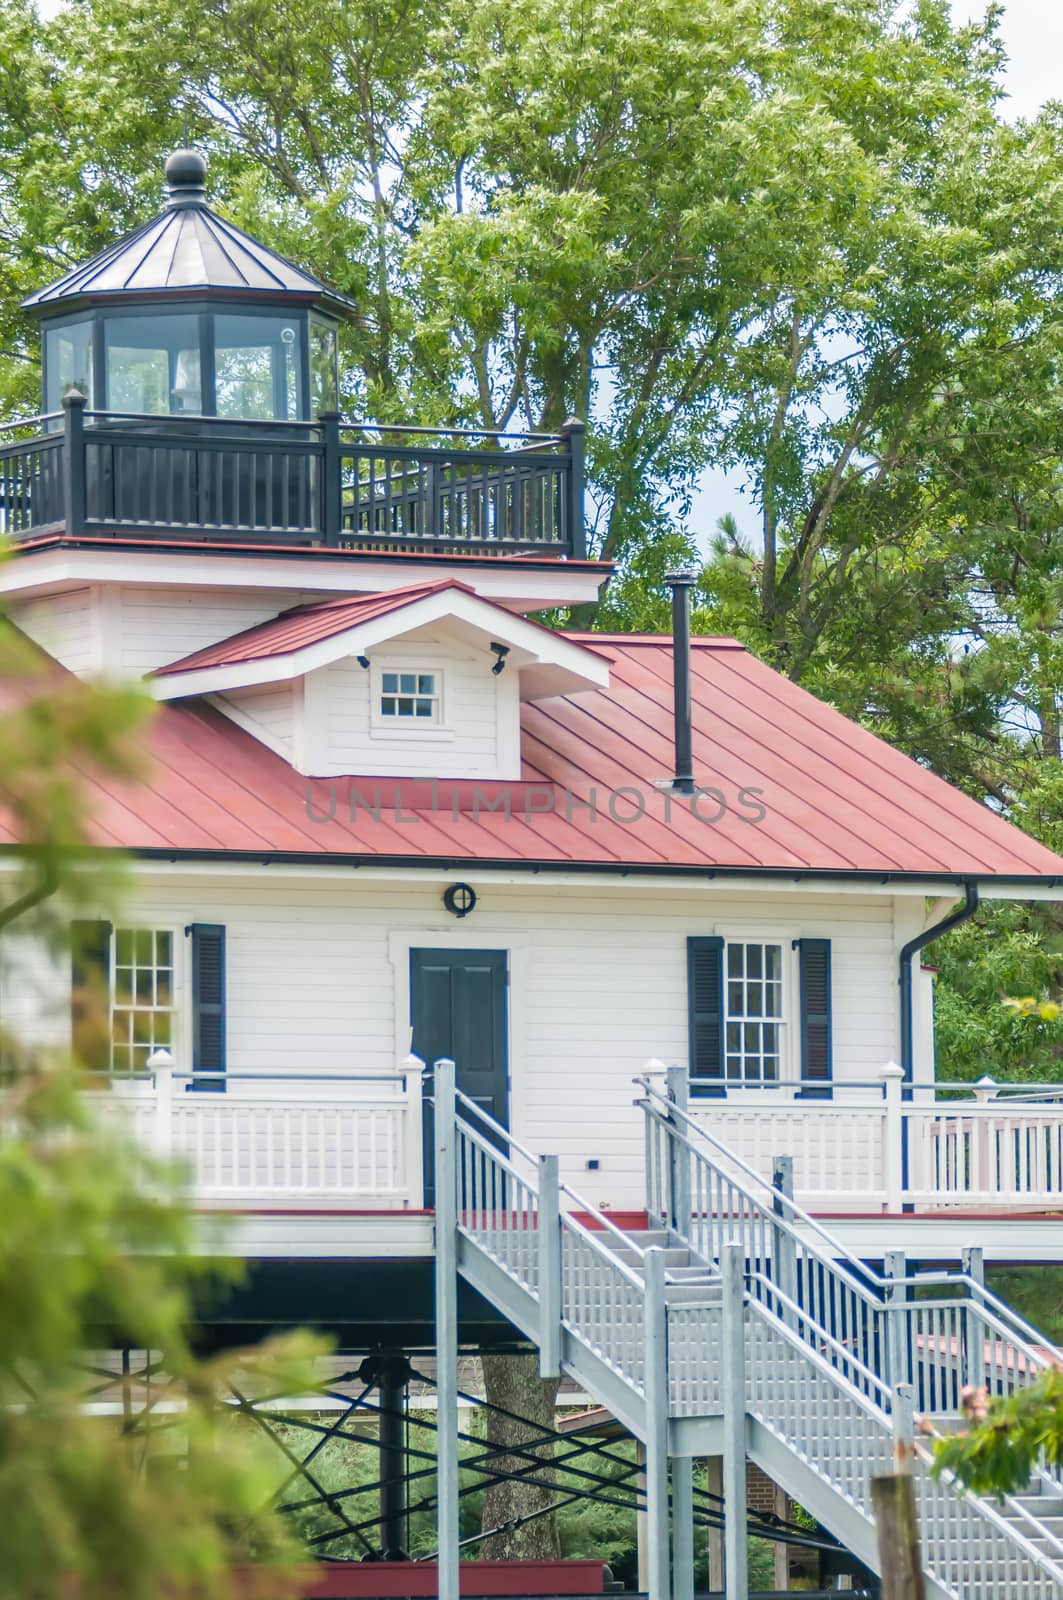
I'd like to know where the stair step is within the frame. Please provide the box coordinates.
[612,1245,692,1269]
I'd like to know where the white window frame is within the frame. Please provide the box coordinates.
[369,661,452,740]
[109,925,182,1078]
[714,925,798,1094]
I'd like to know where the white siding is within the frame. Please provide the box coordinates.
[116,587,298,676]
[10,587,98,675]
[214,683,295,763]
[317,635,515,778]
[52,873,905,1209]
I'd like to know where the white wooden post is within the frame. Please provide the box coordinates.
[643,1059,671,1226]
[671,1456,695,1600]
[402,1052,426,1208]
[666,1064,691,1238]
[963,1245,986,1392]
[881,1063,905,1211]
[433,1058,459,1600]
[884,1249,908,1394]
[772,1155,797,1328]
[538,1152,562,1378]
[643,1246,671,1599]
[148,1047,174,1159]
[722,1242,749,1600]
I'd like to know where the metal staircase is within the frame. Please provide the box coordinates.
[431,1061,1063,1599]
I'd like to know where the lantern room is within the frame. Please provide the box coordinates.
[22,150,346,423]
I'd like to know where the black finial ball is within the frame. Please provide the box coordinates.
[164,149,207,188]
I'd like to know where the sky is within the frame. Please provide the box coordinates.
[690,0,1063,550]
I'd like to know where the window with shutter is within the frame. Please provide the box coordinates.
[189,923,226,1093]
[797,937,833,1099]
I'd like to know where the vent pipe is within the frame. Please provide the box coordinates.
[665,570,697,794]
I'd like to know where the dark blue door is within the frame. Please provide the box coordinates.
[411,947,508,1200]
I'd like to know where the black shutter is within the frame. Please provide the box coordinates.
[189,923,226,1093]
[797,937,832,1099]
[71,919,112,1071]
[687,936,725,1096]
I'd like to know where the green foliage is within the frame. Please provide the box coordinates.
[0,590,325,1597]
[934,1370,1063,1498]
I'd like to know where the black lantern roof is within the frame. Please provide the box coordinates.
[21,150,353,318]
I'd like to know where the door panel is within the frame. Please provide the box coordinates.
[411,948,508,1201]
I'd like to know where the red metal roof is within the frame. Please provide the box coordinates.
[12,634,1063,880]
[157,580,473,673]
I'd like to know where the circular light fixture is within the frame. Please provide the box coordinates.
[281,326,297,345]
[443,882,477,919]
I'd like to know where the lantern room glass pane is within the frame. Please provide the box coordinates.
[310,318,338,414]
[45,321,94,413]
[214,313,303,420]
[104,314,201,414]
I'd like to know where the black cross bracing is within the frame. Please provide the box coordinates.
[220,1362,842,1564]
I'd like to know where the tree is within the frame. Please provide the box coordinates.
[0,614,323,1598]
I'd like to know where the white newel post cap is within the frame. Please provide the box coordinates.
[147,1047,174,1076]
[879,1062,904,1080]
[973,1075,999,1103]
[640,1057,670,1091]
[402,1051,426,1079]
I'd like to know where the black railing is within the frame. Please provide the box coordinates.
[0,394,586,559]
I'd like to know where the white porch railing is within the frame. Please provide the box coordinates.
[686,1065,1063,1212]
[86,1055,427,1207]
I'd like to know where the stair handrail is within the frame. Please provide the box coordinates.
[638,1073,1063,1375]
[453,1087,653,1268]
[637,1075,883,1302]
[745,1269,892,1408]
[748,1291,1063,1588]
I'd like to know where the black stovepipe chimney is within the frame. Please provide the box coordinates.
[665,570,697,794]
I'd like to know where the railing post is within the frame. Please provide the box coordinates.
[884,1249,908,1393]
[671,1456,695,1600]
[666,1064,691,1239]
[148,1047,174,1159]
[318,410,342,545]
[433,1057,460,1600]
[772,1155,797,1325]
[538,1152,562,1378]
[561,417,586,559]
[892,1380,916,1475]
[642,1059,670,1227]
[881,1063,905,1211]
[643,1246,671,1599]
[722,1242,749,1600]
[402,1052,426,1208]
[962,1245,986,1393]
[62,388,87,536]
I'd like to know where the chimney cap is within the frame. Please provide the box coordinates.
[664,568,698,587]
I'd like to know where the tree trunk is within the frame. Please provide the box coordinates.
[478,1352,561,1560]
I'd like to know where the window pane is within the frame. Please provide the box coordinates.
[116,929,134,964]
[105,314,201,414]
[310,319,338,414]
[156,932,172,965]
[727,945,743,977]
[399,673,416,693]
[45,321,94,413]
[747,945,763,978]
[747,981,762,1017]
[765,944,782,980]
[215,313,302,420]
[382,672,398,693]
[418,674,435,693]
[415,699,433,717]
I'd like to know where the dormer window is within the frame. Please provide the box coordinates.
[379,669,441,724]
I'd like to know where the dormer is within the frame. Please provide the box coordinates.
[151,579,609,778]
